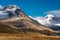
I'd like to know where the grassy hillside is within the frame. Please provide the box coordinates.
[0,22,58,35]
[0,23,60,40]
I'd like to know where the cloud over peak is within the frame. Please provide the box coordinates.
[45,10,60,17]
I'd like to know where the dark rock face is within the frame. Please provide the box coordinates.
[15,9,22,17]
[8,11,14,18]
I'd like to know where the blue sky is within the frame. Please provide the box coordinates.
[0,0,60,17]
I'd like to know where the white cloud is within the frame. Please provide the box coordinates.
[45,10,60,17]
[0,5,3,10]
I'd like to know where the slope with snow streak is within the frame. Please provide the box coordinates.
[34,14,60,31]
[34,14,54,26]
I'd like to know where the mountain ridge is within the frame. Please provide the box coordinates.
[0,5,59,36]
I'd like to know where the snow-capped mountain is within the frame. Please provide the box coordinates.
[34,14,54,26]
[0,5,54,33]
[0,5,60,36]
[34,14,60,30]
[0,5,20,19]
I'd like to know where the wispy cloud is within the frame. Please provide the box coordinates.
[0,5,3,10]
[29,10,60,21]
[45,10,60,17]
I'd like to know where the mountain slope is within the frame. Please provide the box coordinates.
[0,5,59,36]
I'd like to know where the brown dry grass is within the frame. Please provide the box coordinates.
[0,33,60,40]
[0,23,60,40]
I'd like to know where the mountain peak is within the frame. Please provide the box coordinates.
[0,5,25,19]
[45,14,55,18]
[45,14,55,20]
[3,5,20,12]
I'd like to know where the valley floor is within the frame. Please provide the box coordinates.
[0,33,60,40]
